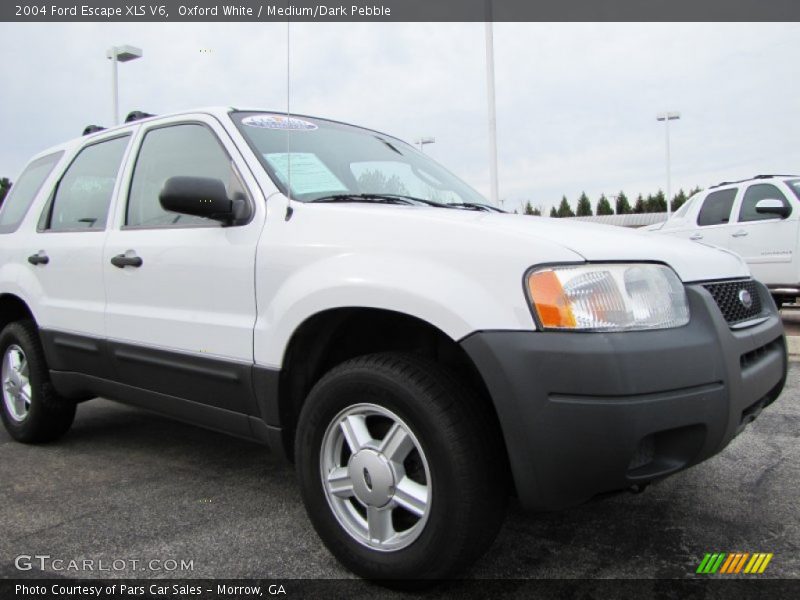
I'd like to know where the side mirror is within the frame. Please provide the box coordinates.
[755,198,790,219]
[159,176,247,225]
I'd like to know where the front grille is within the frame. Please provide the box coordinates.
[704,279,762,325]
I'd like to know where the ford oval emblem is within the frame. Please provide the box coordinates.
[738,289,753,309]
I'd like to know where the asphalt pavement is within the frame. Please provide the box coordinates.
[0,362,798,586]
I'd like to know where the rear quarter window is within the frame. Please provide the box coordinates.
[0,152,63,234]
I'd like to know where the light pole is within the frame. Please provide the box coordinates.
[607,194,620,214]
[656,111,680,217]
[415,137,436,153]
[484,10,500,207]
[106,45,142,125]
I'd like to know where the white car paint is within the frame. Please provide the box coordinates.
[650,177,800,296]
[0,107,752,370]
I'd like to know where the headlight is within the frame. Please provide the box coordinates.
[526,264,690,331]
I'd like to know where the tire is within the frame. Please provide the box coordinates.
[295,352,508,582]
[0,320,75,443]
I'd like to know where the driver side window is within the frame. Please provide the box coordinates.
[738,184,791,223]
[126,123,245,228]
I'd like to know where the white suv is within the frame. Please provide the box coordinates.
[0,108,787,581]
[648,175,800,306]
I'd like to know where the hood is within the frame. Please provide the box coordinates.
[294,203,749,283]
[470,213,748,282]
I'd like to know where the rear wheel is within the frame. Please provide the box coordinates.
[295,352,508,581]
[0,320,75,443]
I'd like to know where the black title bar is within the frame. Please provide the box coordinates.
[3,0,799,22]
[3,578,800,599]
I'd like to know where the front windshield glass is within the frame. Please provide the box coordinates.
[672,193,700,219]
[786,179,800,201]
[232,111,494,208]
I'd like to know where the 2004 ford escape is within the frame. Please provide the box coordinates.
[0,108,787,580]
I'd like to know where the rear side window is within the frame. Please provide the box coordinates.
[697,188,737,227]
[44,136,130,232]
[0,152,63,234]
[738,183,791,222]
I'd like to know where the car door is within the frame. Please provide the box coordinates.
[29,134,132,378]
[727,182,799,286]
[103,115,265,415]
[686,187,739,249]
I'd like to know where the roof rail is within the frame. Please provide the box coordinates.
[709,174,800,189]
[82,125,106,136]
[709,178,748,189]
[125,110,155,123]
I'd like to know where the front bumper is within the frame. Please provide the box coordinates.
[461,281,787,511]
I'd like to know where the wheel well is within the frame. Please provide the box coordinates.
[0,294,35,333]
[278,308,502,461]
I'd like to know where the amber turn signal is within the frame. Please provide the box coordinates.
[527,270,577,329]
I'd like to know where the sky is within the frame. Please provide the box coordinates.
[0,22,798,214]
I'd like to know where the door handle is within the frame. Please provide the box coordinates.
[731,230,749,238]
[27,251,49,265]
[110,253,143,268]
[689,234,703,240]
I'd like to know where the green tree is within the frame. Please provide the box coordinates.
[633,194,645,214]
[644,191,666,213]
[531,206,541,216]
[523,201,535,215]
[615,191,631,215]
[654,190,667,212]
[0,178,11,206]
[549,206,558,218]
[556,196,575,218]
[671,189,688,212]
[575,192,592,216]
[596,194,613,215]
[687,185,703,198]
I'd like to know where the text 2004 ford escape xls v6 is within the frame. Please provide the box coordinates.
[0,108,787,580]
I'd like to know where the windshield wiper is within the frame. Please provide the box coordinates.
[364,194,450,208]
[310,194,415,205]
[309,194,505,213]
[447,202,506,213]
[381,195,505,212]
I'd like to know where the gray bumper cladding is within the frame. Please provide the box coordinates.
[461,281,787,511]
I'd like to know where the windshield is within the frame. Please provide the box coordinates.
[785,179,800,201]
[672,193,700,219]
[231,111,494,208]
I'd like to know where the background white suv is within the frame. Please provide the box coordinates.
[649,175,800,306]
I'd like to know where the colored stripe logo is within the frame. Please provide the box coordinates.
[696,553,773,574]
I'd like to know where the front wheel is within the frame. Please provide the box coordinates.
[0,320,75,443]
[295,352,508,581]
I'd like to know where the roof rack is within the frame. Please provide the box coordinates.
[82,125,106,136]
[125,110,155,123]
[709,174,800,189]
